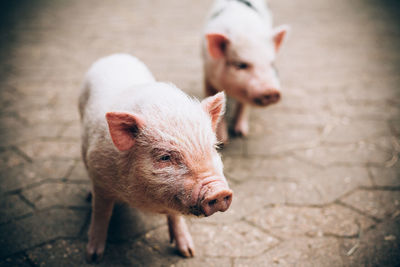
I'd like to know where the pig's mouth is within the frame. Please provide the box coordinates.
[253,94,281,106]
[188,205,205,217]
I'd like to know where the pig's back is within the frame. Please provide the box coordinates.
[87,53,155,91]
[79,54,155,118]
[205,0,272,34]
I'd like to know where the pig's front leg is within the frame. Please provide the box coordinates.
[86,187,115,263]
[167,214,195,257]
[205,79,228,144]
[233,102,249,137]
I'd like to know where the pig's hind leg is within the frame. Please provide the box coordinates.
[167,215,195,257]
[232,102,249,137]
[205,79,228,144]
[86,186,115,262]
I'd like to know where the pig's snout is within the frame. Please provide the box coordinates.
[253,89,280,106]
[201,187,233,217]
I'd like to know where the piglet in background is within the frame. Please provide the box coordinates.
[203,0,289,143]
[79,54,233,261]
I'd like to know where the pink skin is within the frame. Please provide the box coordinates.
[83,92,233,261]
[204,28,288,141]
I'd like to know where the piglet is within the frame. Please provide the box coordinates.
[79,54,233,262]
[203,0,289,142]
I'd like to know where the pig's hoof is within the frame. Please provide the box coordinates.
[176,240,195,258]
[232,122,249,137]
[86,191,92,202]
[86,244,104,263]
[172,229,195,257]
[167,215,195,257]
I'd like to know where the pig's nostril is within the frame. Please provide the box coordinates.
[208,199,217,206]
[260,92,281,104]
[254,98,263,106]
[224,195,231,202]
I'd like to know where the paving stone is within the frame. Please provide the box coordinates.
[294,143,393,167]
[0,208,86,258]
[0,194,33,224]
[190,221,279,257]
[27,237,180,267]
[112,239,163,267]
[370,135,400,153]
[223,155,317,183]
[262,157,316,181]
[27,239,91,267]
[0,85,23,112]
[271,94,329,114]
[246,127,321,156]
[0,254,32,267]
[67,160,88,182]
[27,238,166,267]
[234,237,343,267]
[284,166,372,205]
[106,205,165,243]
[0,148,27,171]
[340,189,400,220]
[141,220,279,259]
[220,138,245,157]
[0,122,63,146]
[131,225,184,265]
[33,158,76,180]
[389,119,400,137]
[0,114,27,145]
[247,204,375,239]
[18,139,80,160]
[321,120,392,144]
[174,257,232,267]
[21,183,90,210]
[345,81,400,104]
[251,105,334,129]
[18,106,79,125]
[339,216,400,267]
[0,163,40,194]
[369,160,400,187]
[329,102,400,121]
[0,159,75,194]
[224,166,371,207]
[59,122,81,139]
[1,86,57,114]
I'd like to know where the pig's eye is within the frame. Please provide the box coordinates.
[233,62,249,70]
[159,154,171,161]
[214,143,223,150]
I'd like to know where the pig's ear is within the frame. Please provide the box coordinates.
[206,33,230,59]
[105,112,144,151]
[272,25,290,53]
[201,92,226,132]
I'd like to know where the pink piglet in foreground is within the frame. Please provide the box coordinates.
[203,0,289,143]
[79,54,233,262]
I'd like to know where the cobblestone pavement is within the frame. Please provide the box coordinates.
[1,0,400,266]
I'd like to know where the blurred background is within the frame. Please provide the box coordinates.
[0,0,399,266]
